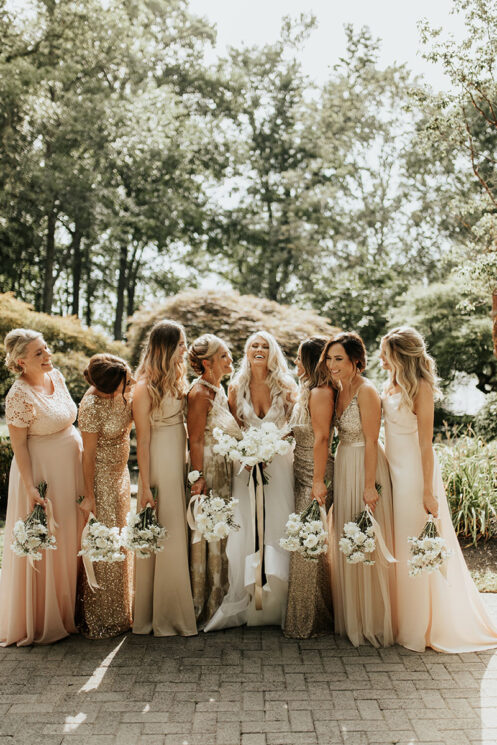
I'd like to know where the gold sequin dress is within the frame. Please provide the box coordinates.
[77,391,133,639]
[188,379,242,628]
[283,392,334,638]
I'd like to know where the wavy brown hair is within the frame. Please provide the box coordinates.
[136,320,187,413]
[317,331,367,384]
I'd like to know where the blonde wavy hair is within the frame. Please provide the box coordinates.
[381,326,442,412]
[136,320,187,413]
[231,330,297,425]
[4,328,42,374]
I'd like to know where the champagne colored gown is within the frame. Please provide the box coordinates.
[383,392,497,652]
[133,394,197,637]
[77,391,133,639]
[283,391,334,638]
[329,393,395,648]
[0,369,84,646]
[188,378,242,628]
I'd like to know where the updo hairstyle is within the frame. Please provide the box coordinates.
[84,354,132,397]
[188,334,225,376]
[4,328,43,374]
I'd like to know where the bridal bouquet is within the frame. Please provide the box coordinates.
[121,504,168,558]
[192,491,240,543]
[214,422,293,471]
[79,517,125,563]
[280,499,328,561]
[11,482,57,560]
[339,509,376,565]
[407,515,452,577]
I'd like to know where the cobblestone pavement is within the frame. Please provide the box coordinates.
[1,596,496,745]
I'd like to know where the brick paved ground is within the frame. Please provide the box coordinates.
[1,595,496,745]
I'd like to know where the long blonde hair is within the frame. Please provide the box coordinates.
[136,320,187,412]
[231,330,297,425]
[381,326,442,412]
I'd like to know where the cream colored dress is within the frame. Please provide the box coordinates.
[133,395,197,637]
[383,392,497,653]
[330,393,395,647]
[283,392,334,638]
[189,379,241,628]
[0,369,84,646]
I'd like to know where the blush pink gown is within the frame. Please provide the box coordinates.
[383,392,497,653]
[0,369,84,646]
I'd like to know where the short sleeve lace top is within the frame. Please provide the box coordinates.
[5,369,77,436]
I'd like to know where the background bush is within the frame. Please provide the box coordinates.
[473,393,497,443]
[0,438,13,517]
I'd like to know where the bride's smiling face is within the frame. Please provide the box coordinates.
[247,336,270,370]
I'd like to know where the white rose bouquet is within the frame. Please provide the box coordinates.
[191,491,240,543]
[408,515,452,577]
[280,499,328,561]
[78,517,125,563]
[121,505,168,558]
[339,508,376,565]
[214,422,293,478]
[10,482,57,560]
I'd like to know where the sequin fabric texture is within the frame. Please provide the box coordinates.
[77,392,133,639]
[283,396,334,639]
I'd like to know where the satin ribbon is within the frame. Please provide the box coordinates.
[365,505,397,566]
[80,513,100,591]
[187,494,205,544]
[248,464,265,610]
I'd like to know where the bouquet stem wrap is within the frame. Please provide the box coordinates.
[187,494,203,545]
[80,512,100,591]
[27,499,58,570]
[248,463,266,611]
[365,505,397,566]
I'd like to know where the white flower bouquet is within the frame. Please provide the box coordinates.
[78,517,125,563]
[280,499,328,561]
[121,505,168,558]
[339,509,376,565]
[408,515,452,577]
[10,482,57,560]
[193,491,240,543]
[214,422,293,473]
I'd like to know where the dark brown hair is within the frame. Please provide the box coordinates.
[84,354,132,397]
[318,331,367,382]
[299,336,328,389]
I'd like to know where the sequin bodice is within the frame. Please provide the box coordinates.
[78,392,133,467]
[6,369,77,436]
[291,397,334,488]
[335,393,364,445]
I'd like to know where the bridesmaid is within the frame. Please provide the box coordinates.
[77,354,134,639]
[187,334,241,628]
[322,332,395,648]
[132,320,197,637]
[283,336,334,639]
[381,326,497,652]
[0,328,83,646]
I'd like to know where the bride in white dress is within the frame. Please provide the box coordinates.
[205,331,297,631]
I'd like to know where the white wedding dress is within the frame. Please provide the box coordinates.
[204,392,294,631]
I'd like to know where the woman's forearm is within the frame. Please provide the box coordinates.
[189,438,204,473]
[312,434,329,484]
[13,440,36,494]
[136,438,151,490]
[419,443,434,495]
[82,450,96,499]
[363,439,378,489]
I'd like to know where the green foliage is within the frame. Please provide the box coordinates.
[0,437,13,517]
[474,393,497,442]
[127,289,340,368]
[436,432,497,545]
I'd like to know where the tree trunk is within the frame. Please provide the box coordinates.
[71,230,82,317]
[42,209,56,312]
[84,243,92,327]
[114,243,127,340]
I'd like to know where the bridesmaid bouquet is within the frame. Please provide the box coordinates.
[339,509,376,565]
[10,482,57,560]
[407,515,453,577]
[191,491,240,543]
[121,505,168,558]
[78,517,125,563]
[280,499,328,561]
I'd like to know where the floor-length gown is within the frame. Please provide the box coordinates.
[77,392,133,639]
[284,393,334,638]
[189,379,241,628]
[383,392,497,652]
[205,393,294,631]
[330,393,395,647]
[133,395,197,637]
[0,369,84,646]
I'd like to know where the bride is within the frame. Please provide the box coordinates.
[204,331,297,630]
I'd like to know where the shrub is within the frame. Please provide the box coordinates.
[0,437,13,517]
[474,392,497,442]
[436,430,497,545]
[127,289,340,368]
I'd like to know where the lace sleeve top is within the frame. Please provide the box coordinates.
[5,369,78,436]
